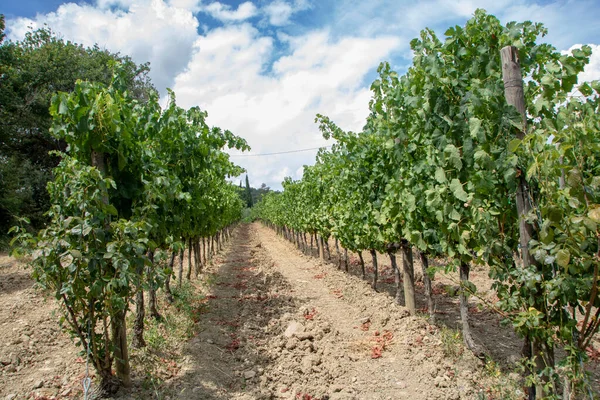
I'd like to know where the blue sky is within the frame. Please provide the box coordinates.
[3,0,600,189]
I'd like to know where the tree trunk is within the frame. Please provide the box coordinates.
[92,150,131,388]
[459,261,477,351]
[344,248,349,272]
[389,250,402,305]
[310,233,314,255]
[335,238,341,269]
[304,233,309,253]
[111,309,131,388]
[186,237,192,280]
[193,240,201,277]
[165,251,175,303]
[178,247,184,288]
[358,251,365,279]
[132,281,146,348]
[319,235,325,260]
[401,241,416,315]
[324,236,331,260]
[202,237,206,266]
[370,249,378,291]
[148,251,161,320]
[419,252,435,322]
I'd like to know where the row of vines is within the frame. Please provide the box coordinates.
[12,64,249,393]
[254,11,599,399]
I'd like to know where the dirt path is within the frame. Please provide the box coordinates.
[170,223,489,400]
[6,222,570,399]
[0,255,85,400]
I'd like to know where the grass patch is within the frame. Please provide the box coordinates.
[123,280,208,397]
[439,326,464,359]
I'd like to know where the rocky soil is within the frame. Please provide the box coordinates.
[1,223,598,399]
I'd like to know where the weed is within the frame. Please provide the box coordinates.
[439,326,464,359]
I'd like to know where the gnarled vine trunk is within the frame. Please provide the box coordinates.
[419,252,435,322]
[370,249,378,291]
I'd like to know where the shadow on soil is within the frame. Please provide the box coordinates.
[299,240,599,388]
[168,224,307,399]
[296,242,525,372]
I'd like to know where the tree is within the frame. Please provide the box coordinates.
[245,174,253,207]
[0,21,156,244]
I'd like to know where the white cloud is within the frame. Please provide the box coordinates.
[167,0,203,12]
[6,0,199,94]
[264,0,310,26]
[576,44,600,83]
[201,1,258,22]
[5,0,600,190]
[173,24,399,188]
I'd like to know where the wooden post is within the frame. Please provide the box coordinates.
[500,46,535,267]
[501,45,551,398]
[400,240,416,315]
[318,235,325,260]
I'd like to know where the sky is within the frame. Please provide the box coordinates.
[3,0,600,190]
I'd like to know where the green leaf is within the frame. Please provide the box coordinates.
[556,249,570,268]
[435,167,447,183]
[444,144,462,171]
[58,97,68,115]
[70,249,82,259]
[508,138,521,153]
[587,206,600,223]
[469,117,482,139]
[105,204,118,216]
[449,179,469,202]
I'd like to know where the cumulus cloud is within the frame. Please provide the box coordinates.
[6,0,199,94]
[167,0,203,12]
[172,24,399,188]
[201,1,258,22]
[576,44,600,83]
[5,0,599,189]
[264,0,310,26]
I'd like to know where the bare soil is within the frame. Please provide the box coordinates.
[0,254,86,399]
[1,223,598,399]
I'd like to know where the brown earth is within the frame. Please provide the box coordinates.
[0,254,86,400]
[1,223,598,399]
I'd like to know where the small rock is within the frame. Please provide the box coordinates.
[206,339,214,344]
[284,321,304,338]
[285,338,298,350]
[5,394,17,400]
[359,317,370,324]
[10,354,20,366]
[244,370,257,379]
[192,386,202,393]
[6,365,16,373]
[331,385,344,393]
[352,376,357,383]
[396,381,407,389]
[259,375,268,386]
[33,380,44,389]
